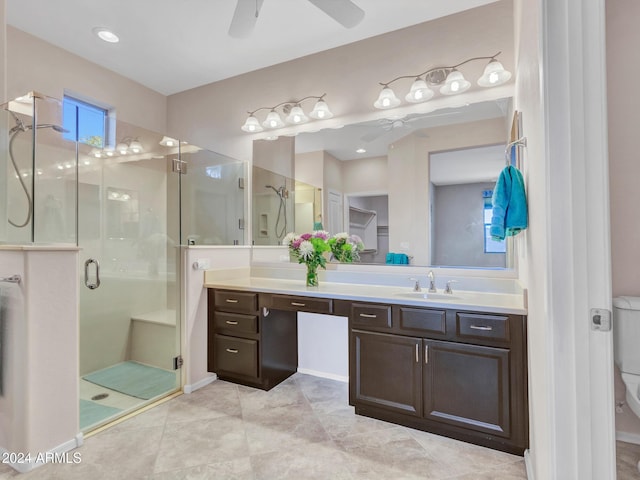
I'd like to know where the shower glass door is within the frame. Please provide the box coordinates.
[77,117,181,432]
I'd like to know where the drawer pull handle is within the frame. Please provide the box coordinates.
[225,299,239,304]
[359,313,378,318]
[225,320,239,325]
[291,302,306,307]
[469,325,493,331]
[415,344,419,363]
[226,348,239,354]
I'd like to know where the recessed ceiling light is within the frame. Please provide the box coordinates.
[356,148,367,154]
[93,27,119,43]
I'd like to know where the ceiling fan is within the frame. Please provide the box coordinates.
[229,0,365,38]
[360,111,461,144]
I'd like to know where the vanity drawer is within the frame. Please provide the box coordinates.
[214,334,258,378]
[456,312,510,343]
[270,294,333,314]
[214,290,258,313]
[397,307,447,336]
[214,312,258,335]
[352,303,392,330]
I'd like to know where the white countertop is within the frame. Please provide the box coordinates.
[203,275,527,315]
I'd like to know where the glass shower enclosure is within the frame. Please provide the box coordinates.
[0,92,246,432]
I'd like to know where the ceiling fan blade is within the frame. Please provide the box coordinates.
[360,129,388,143]
[229,0,264,38]
[306,0,365,28]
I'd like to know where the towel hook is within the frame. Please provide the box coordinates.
[505,137,527,166]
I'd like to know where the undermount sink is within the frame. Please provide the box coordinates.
[393,291,460,301]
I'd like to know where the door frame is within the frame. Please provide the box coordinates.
[541,0,615,477]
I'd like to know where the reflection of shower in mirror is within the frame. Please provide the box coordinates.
[265,185,288,239]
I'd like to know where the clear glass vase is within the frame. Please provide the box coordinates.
[306,263,319,287]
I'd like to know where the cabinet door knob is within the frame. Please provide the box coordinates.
[225,320,239,325]
[291,302,306,307]
[225,299,239,304]
[226,348,239,354]
[469,325,493,331]
[359,313,377,318]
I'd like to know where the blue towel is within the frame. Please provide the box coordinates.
[385,252,409,264]
[490,166,528,240]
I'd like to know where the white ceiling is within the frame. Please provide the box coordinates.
[6,0,499,96]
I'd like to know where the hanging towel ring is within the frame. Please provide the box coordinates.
[505,137,527,166]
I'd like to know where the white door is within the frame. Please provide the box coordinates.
[327,190,343,235]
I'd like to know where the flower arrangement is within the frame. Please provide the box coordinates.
[283,231,366,286]
[282,231,331,286]
[328,233,365,263]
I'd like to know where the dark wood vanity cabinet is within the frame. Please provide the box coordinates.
[207,289,298,390]
[350,302,528,455]
[207,287,528,454]
[352,330,423,417]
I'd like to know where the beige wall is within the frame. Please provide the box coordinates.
[167,1,514,162]
[513,0,551,476]
[295,151,324,189]
[6,27,167,133]
[388,118,505,265]
[342,156,387,194]
[607,0,640,297]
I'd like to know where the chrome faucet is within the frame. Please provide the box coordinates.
[428,270,437,293]
[444,280,458,294]
[409,277,421,292]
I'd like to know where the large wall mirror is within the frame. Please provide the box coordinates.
[253,97,514,270]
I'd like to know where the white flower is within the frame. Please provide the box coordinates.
[334,232,349,240]
[282,232,296,246]
[298,240,314,260]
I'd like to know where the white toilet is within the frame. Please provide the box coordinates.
[614,296,640,420]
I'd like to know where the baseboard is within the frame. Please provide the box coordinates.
[297,368,348,383]
[183,373,217,394]
[524,449,534,480]
[0,433,84,473]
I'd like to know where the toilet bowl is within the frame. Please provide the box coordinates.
[613,296,640,421]
[620,372,640,419]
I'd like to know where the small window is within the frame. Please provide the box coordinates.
[63,96,107,147]
[483,189,506,254]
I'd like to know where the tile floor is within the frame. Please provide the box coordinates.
[0,373,634,479]
[0,374,528,479]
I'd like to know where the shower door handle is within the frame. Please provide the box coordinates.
[84,259,101,290]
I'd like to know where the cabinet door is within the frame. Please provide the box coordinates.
[424,340,510,437]
[352,330,422,417]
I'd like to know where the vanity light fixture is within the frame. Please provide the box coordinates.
[241,94,333,133]
[374,51,512,110]
[115,137,143,155]
[159,136,178,147]
[129,139,143,154]
[116,141,129,155]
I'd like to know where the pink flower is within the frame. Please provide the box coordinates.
[291,238,303,249]
[313,230,330,240]
[300,233,312,241]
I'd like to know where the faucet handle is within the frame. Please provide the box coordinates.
[408,277,421,292]
[427,270,437,293]
[444,280,458,294]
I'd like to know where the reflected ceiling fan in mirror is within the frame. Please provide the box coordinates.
[229,0,365,38]
[360,111,461,144]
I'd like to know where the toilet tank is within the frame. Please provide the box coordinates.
[613,296,640,375]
